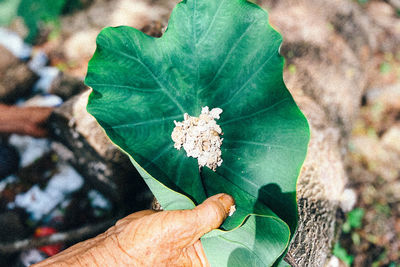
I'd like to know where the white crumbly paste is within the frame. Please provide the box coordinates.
[171,106,223,171]
[229,205,236,216]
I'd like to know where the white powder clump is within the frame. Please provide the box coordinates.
[171,106,223,171]
[229,205,236,216]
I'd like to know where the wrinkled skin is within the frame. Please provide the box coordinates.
[0,104,53,137]
[34,193,234,267]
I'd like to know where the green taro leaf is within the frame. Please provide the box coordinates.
[86,0,310,265]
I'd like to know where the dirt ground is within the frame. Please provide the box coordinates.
[340,56,400,266]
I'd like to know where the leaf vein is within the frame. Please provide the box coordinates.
[220,51,278,108]
[202,20,257,91]
[219,164,259,196]
[111,48,185,113]
[196,0,227,45]
[89,83,161,93]
[105,115,182,130]
[223,139,302,152]
[143,144,173,169]
[220,98,290,126]
[175,156,185,186]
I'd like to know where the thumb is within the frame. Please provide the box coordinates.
[189,193,235,241]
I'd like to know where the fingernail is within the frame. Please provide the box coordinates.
[217,194,235,213]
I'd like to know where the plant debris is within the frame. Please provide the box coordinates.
[171,106,223,171]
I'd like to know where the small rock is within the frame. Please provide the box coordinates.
[0,45,37,103]
[49,74,88,101]
[32,67,60,94]
[8,135,50,168]
[381,124,400,154]
[340,188,357,213]
[28,51,49,72]
[326,256,347,267]
[19,249,47,267]
[326,256,339,267]
[363,86,399,132]
[350,135,399,181]
[0,28,31,59]
[383,181,400,203]
[366,84,400,112]
[13,163,84,221]
[22,94,63,108]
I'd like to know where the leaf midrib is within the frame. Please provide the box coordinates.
[104,114,182,130]
[88,83,162,93]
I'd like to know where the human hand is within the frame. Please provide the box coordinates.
[34,193,235,267]
[0,104,53,137]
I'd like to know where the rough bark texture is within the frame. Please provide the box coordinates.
[0,45,37,103]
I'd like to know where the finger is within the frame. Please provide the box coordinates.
[116,194,234,258]
[192,240,210,267]
[116,210,157,227]
[187,193,234,241]
[23,125,48,138]
[32,127,49,138]
[35,108,54,124]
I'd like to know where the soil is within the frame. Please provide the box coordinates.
[340,26,400,267]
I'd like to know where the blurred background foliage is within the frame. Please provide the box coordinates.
[0,0,86,43]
